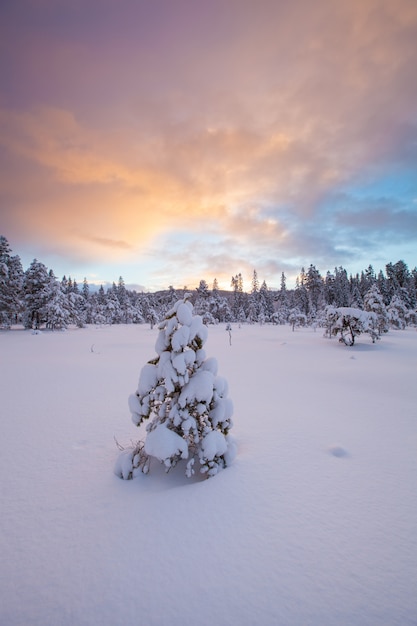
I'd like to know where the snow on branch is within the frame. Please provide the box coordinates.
[325,306,379,346]
[114,296,236,481]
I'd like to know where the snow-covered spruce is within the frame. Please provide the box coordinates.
[115,295,236,479]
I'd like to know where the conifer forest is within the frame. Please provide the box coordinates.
[1,235,416,332]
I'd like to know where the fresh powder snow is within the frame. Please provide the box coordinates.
[144,423,188,463]
[1,323,416,625]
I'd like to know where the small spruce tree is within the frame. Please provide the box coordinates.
[115,295,236,480]
[363,284,389,335]
[387,294,408,329]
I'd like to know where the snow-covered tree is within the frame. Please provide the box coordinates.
[130,292,145,324]
[194,279,213,323]
[305,264,323,313]
[363,284,389,336]
[43,277,72,329]
[387,294,407,329]
[207,287,232,324]
[114,276,135,323]
[231,273,244,320]
[293,269,309,315]
[23,259,52,329]
[406,309,417,327]
[66,290,86,327]
[271,310,284,324]
[0,236,24,327]
[86,291,105,325]
[247,295,259,323]
[278,271,287,303]
[274,272,289,323]
[349,275,363,308]
[359,264,376,297]
[104,289,122,324]
[115,295,236,480]
[82,277,90,300]
[247,269,260,322]
[288,307,307,331]
[332,266,350,307]
[259,280,274,322]
[326,307,378,345]
[236,305,247,325]
[247,271,273,324]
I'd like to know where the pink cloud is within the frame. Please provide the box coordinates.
[1,0,416,287]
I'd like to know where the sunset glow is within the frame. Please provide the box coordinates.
[1,0,416,290]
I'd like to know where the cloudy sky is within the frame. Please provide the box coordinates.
[1,0,416,291]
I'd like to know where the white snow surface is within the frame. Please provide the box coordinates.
[1,323,417,625]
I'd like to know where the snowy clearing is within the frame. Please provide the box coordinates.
[1,323,416,625]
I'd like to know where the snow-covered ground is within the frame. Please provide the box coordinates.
[1,323,416,625]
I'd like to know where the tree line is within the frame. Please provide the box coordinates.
[1,235,416,331]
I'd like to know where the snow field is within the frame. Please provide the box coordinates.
[0,323,416,625]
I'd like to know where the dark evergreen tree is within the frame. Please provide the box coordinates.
[293,270,309,315]
[44,276,72,329]
[61,275,69,294]
[386,261,408,298]
[104,289,122,324]
[82,278,90,300]
[305,264,323,317]
[23,259,52,329]
[259,280,274,322]
[251,269,259,294]
[359,265,376,297]
[274,272,288,323]
[410,268,417,308]
[363,284,389,335]
[97,285,106,304]
[393,261,410,288]
[324,271,336,305]
[333,267,350,307]
[247,270,262,323]
[377,270,390,305]
[231,273,244,321]
[80,278,92,324]
[278,272,287,305]
[196,279,209,298]
[349,275,363,308]
[0,236,24,327]
[387,294,407,329]
[194,280,217,324]
[117,276,134,323]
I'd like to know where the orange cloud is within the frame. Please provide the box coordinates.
[1,0,416,287]
[0,107,229,260]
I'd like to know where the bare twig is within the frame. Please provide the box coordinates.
[113,436,125,451]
